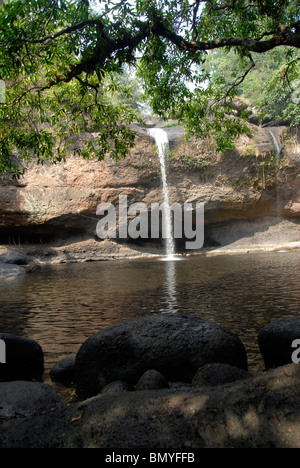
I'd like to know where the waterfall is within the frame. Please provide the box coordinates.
[268,129,281,157]
[268,128,281,218]
[148,126,180,314]
[148,127,176,259]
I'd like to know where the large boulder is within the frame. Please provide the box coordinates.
[0,334,44,381]
[258,317,300,369]
[75,313,248,399]
[0,381,60,418]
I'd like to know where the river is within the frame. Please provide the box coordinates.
[0,250,299,381]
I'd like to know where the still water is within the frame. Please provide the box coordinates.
[0,250,299,379]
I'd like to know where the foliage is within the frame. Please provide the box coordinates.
[182,154,211,168]
[0,0,299,176]
[205,46,300,126]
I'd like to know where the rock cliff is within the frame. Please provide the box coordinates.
[0,122,299,262]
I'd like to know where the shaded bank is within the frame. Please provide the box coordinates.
[1,364,300,448]
[0,217,299,267]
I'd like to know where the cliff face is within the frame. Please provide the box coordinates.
[0,123,299,255]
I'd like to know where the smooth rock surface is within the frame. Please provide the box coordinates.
[0,381,61,418]
[0,333,44,381]
[101,381,133,395]
[258,317,300,369]
[192,362,250,387]
[49,356,76,387]
[0,249,33,265]
[75,313,248,399]
[135,369,169,391]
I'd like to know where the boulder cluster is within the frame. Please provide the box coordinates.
[1,313,300,420]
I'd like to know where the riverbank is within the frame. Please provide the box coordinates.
[0,218,299,266]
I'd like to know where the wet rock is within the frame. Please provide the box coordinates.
[49,356,76,387]
[0,249,34,266]
[258,317,300,369]
[135,369,169,391]
[0,381,60,418]
[75,313,248,399]
[192,363,249,388]
[0,333,44,381]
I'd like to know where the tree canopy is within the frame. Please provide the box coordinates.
[205,46,300,126]
[0,0,299,176]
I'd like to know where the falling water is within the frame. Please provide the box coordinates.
[268,128,282,219]
[268,128,281,158]
[148,127,176,259]
[148,126,179,314]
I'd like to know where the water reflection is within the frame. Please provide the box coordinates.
[0,251,299,376]
[159,257,180,313]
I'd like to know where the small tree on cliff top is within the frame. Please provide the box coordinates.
[0,0,299,176]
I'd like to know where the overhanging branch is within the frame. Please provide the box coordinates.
[153,19,300,53]
[24,13,299,89]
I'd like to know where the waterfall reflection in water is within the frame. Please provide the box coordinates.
[159,256,181,313]
[0,251,299,377]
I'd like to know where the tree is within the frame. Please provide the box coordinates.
[204,46,300,125]
[0,0,299,176]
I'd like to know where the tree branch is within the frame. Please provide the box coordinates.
[25,12,299,90]
[28,18,107,44]
[153,19,300,53]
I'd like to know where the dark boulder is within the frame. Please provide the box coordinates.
[0,381,60,418]
[75,313,248,399]
[0,249,33,266]
[101,381,133,395]
[135,369,169,391]
[0,333,44,381]
[192,363,249,388]
[1,365,300,448]
[258,317,300,369]
[49,356,76,387]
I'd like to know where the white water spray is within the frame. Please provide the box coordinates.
[147,127,183,313]
[148,127,176,259]
[268,128,282,219]
[268,128,281,157]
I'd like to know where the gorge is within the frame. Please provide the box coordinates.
[0,121,299,263]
